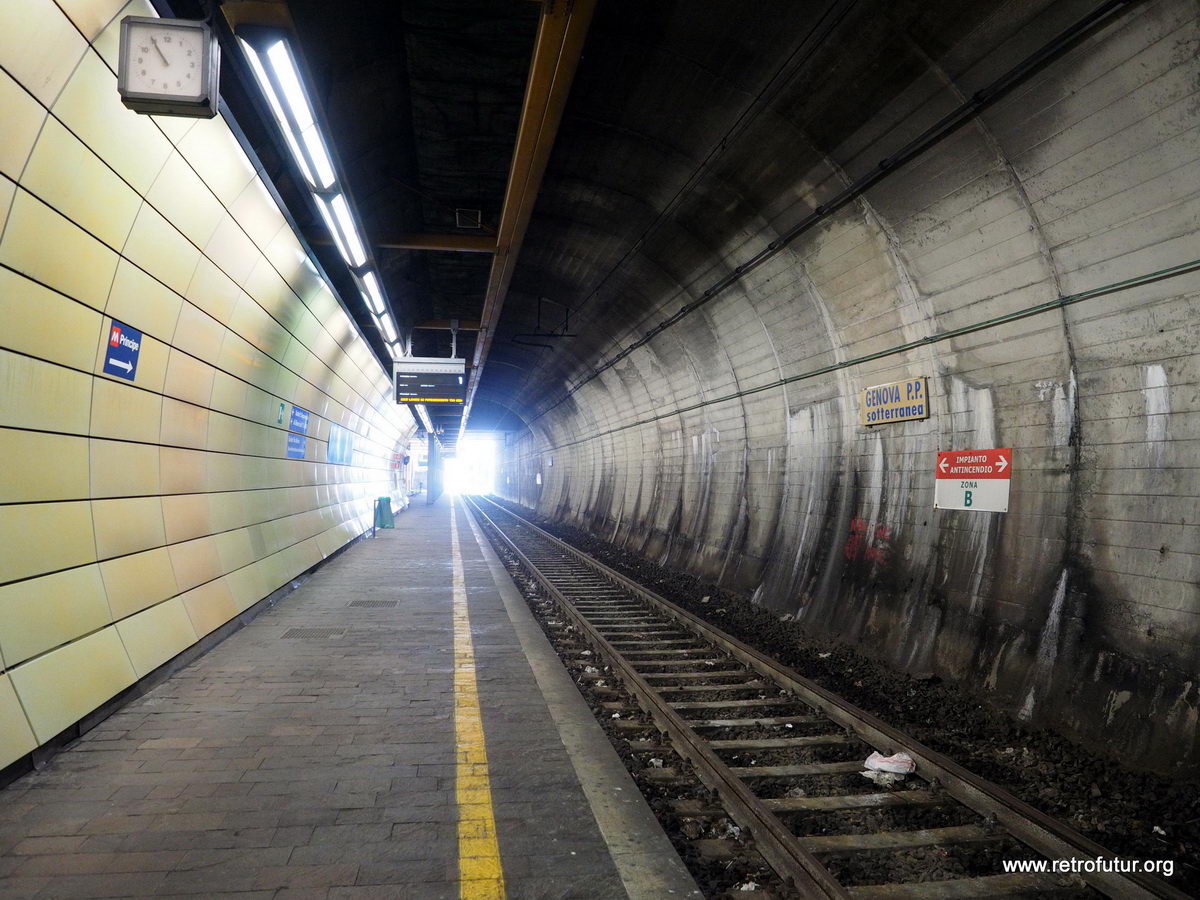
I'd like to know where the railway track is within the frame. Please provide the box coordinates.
[465,495,1185,900]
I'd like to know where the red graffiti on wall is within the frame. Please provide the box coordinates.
[844,517,891,564]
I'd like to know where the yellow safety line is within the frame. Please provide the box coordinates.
[450,503,506,899]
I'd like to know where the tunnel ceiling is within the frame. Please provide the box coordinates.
[195,0,1013,436]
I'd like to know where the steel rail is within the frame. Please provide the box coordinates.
[467,495,1186,900]
[466,495,847,897]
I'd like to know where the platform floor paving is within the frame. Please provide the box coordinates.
[0,496,697,900]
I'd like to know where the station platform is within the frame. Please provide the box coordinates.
[0,496,698,900]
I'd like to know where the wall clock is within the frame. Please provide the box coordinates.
[118,16,219,118]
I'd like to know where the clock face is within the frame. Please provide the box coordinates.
[124,21,207,98]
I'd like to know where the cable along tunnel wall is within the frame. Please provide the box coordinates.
[496,0,1200,774]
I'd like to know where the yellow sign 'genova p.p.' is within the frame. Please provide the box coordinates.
[860,376,929,426]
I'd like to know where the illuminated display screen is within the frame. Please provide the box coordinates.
[395,374,464,403]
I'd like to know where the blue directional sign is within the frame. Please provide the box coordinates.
[286,433,307,459]
[289,405,310,434]
[102,320,142,381]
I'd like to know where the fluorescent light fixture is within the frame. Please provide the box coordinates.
[266,41,314,129]
[330,194,367,267]
[361,290,384,315]
[361,271,386,314]
[240,39,316,185]
[263,40,336,190]
[300,128,336,188]
[314,195,353,264]
[389,341,404,358]
[378,312,398,343]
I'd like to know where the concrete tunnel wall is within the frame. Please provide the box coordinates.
[498,0,1200,773]
[0,1,417,771]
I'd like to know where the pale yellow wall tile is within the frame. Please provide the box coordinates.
[100,547,178,619]
[205,413,242,454]
[185,256,242,323]
[146,152,225,247]
[209,372,248,417]
[0,350,90,434]
[171,302,225,362]
[231,295,289,361]
[0,190,119,311]
[161,493,211,544]
[163,350,215,408]
[159,446,207,494]
[159,397,209,449]
[106,260,184,341]
[122,205,200,296]
[167,535,223,591]
[0,566,111,666]
[225,562,267,613]
[203,216,259,286]
[90,378,162,443]
[208,493,244,533]
[52,52,172,194]
[0,501,95,583]
[179,578,236,638]
[23,117,141,249]
[92,496,165,560]
[0,674,37,769]
[0,0,87,105]
[229,177,285,250]
[0,270,104,373]
[0,69,47,181]
[175,115,256,206]
[56,0,127,42]
[115,597,196,678]
[214,527,255,573]
[0,430,89,502]
[90,438,159,497]
[8,627,136,743]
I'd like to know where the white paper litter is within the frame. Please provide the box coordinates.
[864,750,916,774]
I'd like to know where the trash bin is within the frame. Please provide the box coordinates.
[374,496,395,529]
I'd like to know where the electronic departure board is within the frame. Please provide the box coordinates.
[394,357,466,405]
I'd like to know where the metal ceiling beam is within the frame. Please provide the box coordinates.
[414,319,482,331]
[313,233,497,253]
[458,0,597,438]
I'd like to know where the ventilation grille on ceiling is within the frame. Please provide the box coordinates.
[281,627,345,639]
[347,600,399,608]
[455,208,482,229]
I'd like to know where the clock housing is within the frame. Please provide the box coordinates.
[118,16,219,118]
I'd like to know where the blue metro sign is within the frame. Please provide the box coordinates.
[102,319,142,381]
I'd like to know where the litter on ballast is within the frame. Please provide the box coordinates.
[818,651,832,659]
[736,881,759,892]
[584,666,599,674]
[701,596,710,603]
[1153,826,1167,836]
[864,750,916,774]
[611,712,621,719]
[860,769,907,787]
[648,758,664,768]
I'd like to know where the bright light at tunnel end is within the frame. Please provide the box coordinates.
[444,434,501,496]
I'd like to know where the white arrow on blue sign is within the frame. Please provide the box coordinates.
[102,320,142,381]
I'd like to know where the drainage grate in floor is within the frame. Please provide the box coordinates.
[347,600,399,608]
[281,627,346,639]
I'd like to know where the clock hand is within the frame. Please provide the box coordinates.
[150,36,169,66]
